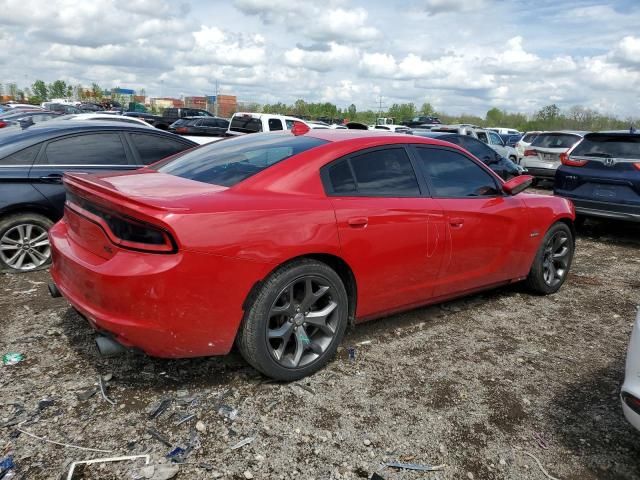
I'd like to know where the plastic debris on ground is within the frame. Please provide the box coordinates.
[148,398,172,419]
[347,346,356,361]
[230,436,255,450]
[218,405,238,421]
[384,461,445,472]
[2,354,24,366]
[66,454,149,480]
[0,455,15,478]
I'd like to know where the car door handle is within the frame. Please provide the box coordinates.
[347,217,368,228]
[39,174,63,184]
[449,217,465,228]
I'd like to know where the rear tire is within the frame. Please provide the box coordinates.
[237,259,349,381]
[0,213,53,273]
[526,222,574,295]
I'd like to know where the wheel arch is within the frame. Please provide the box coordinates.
[242,253,358,328]
[554,215,576,245]
[0,204,59,224]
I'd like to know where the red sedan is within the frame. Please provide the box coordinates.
[49,126,576,380]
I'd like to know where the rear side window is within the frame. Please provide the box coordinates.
[0,144,41,166]
[532,133,581,149]
[44,134,129,165]
[571,135,640,159]
[130,134,192,165]
[522,133,537,142]
[324,148,420,197]
[230,116,262,133]
[415,147,500,197]
[155,134,327,187]
[268,119,283,131]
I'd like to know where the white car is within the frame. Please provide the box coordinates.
[53,113,153,128]
[520,131,586,181]
[474,129,519,162]
[622,308,640,432]
[515,131,543,162]
[227,112,304,135]
[371,124,412,134]
[488,127,521,135]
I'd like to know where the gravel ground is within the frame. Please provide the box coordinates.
[1,201,640,479]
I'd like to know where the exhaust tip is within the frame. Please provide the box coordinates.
[95,335,127,358]
[48,282,62,298]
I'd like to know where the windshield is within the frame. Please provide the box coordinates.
[154,133,328,187]
[572,135,640,159]
[531,133,581,149]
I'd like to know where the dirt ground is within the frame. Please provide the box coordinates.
[1,191,640,479]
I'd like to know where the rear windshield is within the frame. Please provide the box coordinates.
[531,133,581,149]
[522,133,538,142]
[572,135,640,159]
[154,133,327,187]
[230,116,262,133]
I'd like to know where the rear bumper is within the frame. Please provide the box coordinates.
[49,220,272,358]
[523,167,556,179]
[622,310,640,432]
[559,196,640,222]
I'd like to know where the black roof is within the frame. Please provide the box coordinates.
[0,120,197,155]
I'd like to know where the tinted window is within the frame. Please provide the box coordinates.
[45,134,129,165]
[130,134,191,165]
[532,133,581,149]
[447,135,496,160]
[0,144,41,166]
[268,119,283,131]
[416,148,500,197]
[230,116,262,133]
[344,148,420,196]
[155,134,327,187]
[285,120,295,129]
[572,135,640,159]
[522,133,538,143]
[328,160,356,193]
[489,132,503,145]
[217,119,229,128]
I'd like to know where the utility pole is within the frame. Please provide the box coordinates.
[215,80,219,117]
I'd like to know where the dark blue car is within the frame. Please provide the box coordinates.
[554,132,640,223]
[0,121,197,272]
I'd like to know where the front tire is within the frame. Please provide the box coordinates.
[526,222,574,294]
[237,259,349,381]
[0,213,53,273]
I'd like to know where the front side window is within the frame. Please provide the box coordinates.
[130,133,191,165]
[415,147,500,197]
[155,133,327,187]
[324,148,420,197]
[44,133,129,165]
[489,132,504,145]
[0,144,41,166]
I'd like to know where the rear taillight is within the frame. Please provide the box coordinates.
[524,149,537,156]
[176,127,188,133]
[622,392,640,415]
[560,152,587,167]
[633,163,640,171]
[0,121,7,128]
[66,193,176,253]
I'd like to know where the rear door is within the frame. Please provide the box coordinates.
[28,132,138,217]
[127,132,195,165]
[322,146,446,318]
[412,146,526,297]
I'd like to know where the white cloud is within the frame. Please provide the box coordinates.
[284,43,359,72]
[421,0,487,16]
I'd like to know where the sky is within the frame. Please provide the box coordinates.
[1,0,639,117]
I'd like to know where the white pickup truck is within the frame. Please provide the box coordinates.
[227,112,305,135]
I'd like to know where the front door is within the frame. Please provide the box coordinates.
[412,145,526,297]
[29,132,139,217]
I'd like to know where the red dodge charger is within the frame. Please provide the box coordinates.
[49,126,575,380]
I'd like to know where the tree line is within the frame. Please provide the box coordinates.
[1,80,636,131]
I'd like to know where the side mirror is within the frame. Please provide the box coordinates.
[503,174,534,195]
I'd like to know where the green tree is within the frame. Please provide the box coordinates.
[91,83,103,101]
[347,103,357,120]
[7,83,18,99]
[420,102,435,116]
[32,80,48,101]
[535,104,560,122]
[387,103,417,123]
[48,80,68,99]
